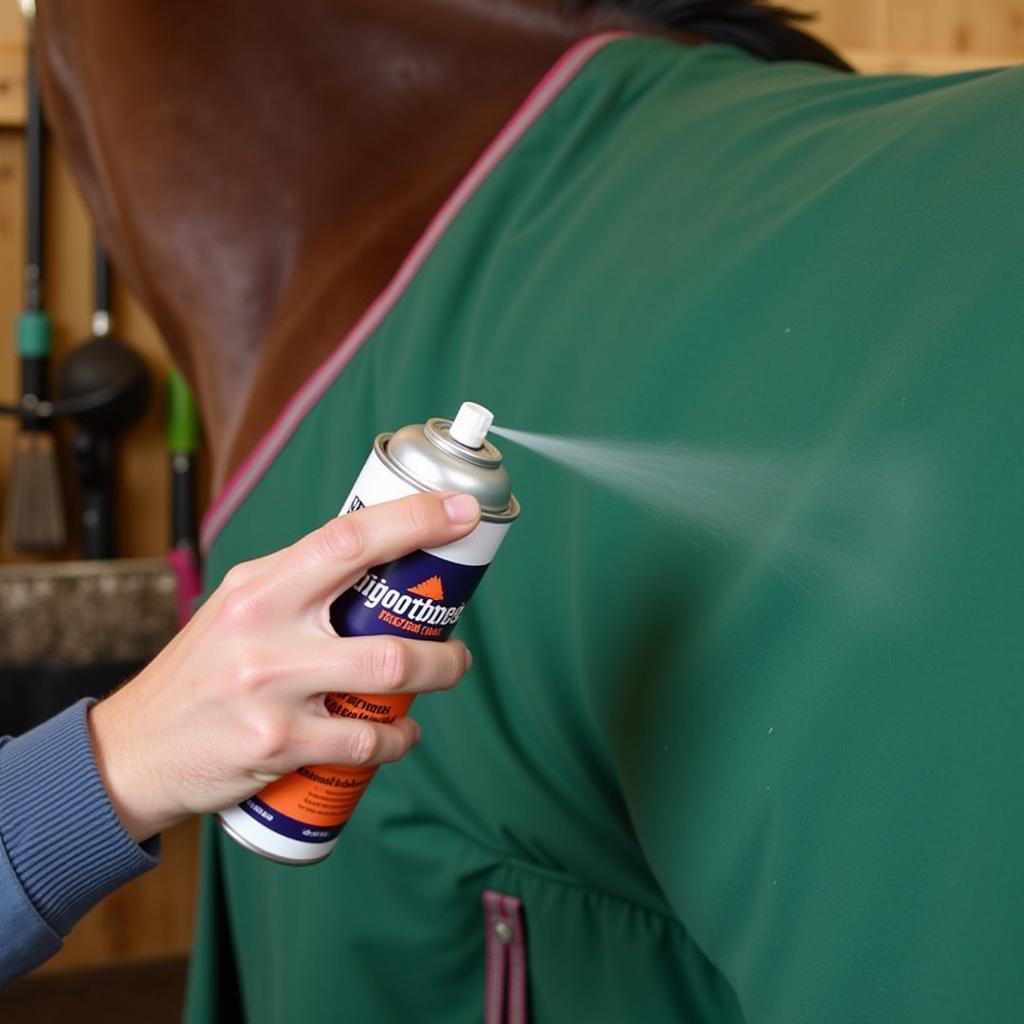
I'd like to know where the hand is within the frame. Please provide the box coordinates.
[88,491,480,842]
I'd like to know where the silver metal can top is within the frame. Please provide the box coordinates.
[377,414,519,522]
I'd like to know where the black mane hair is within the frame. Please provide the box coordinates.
[564,1,852,71]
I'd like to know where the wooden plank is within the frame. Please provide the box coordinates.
[885,0,931,52]
[846,46,1021,73]
[0,0,27,125]
[0,44,25,127]
[957,0,1024,54]
[838,0,1024,56]
[807,1,1024,61]
[0,0,27,49]
[805,0,887,51]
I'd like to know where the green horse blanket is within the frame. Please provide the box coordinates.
[186,34,1024,1023]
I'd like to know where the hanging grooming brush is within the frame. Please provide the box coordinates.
[57,242,151,559]
[0,247,167,733]
[3,21,67,552]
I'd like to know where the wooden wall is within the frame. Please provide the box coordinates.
[813,0,1024,71]
[0,2,201,980]
[0,0,1020,983]
[0,7,183,567]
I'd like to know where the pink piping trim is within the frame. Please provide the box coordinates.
[200,31,631,553]
[504,893,529,1024]
[484,890,528,1023]
[483,891,508,1024]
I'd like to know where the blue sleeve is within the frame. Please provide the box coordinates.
[0,699,162,988]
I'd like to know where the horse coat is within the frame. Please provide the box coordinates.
[187,34,1024,1023]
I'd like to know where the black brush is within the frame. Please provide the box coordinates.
[57,242,151,559]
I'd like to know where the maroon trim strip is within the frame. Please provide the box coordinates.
[503,893,529,1024]
[483,890,508,1024]
[483,889,529,1024]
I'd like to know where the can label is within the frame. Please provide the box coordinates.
[236,723,406,843]
[220,440,511,862]
[331,552,488,639]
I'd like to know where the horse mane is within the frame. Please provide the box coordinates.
[564,1,852,70]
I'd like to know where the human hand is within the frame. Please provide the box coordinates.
[88,491,480,842]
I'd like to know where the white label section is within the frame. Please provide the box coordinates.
[217,804,336,863]
[339,448,510,566]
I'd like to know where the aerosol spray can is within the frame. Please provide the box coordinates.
[217,402,518,864]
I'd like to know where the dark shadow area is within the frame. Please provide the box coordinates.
[0,661,144,737]
[0,956,188,1022]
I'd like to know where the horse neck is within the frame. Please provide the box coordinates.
[38,1,638,489]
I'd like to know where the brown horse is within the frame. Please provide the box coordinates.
[35,1,845,494]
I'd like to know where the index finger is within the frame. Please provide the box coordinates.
[269,491,480,614]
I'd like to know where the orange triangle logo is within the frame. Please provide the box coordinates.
[408,575,445,601]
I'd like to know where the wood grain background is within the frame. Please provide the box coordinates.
[814,0,1024,71]
[0,1,201,981]
[0,0,1021,978]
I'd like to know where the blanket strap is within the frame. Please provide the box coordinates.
[483,889,529,1024]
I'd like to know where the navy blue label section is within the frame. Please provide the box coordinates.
[329,549,488,641]
[239,797,341,843]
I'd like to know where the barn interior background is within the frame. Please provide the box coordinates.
[0,0,1020,1001]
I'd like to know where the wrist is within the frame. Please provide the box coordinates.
[88,690,185,842]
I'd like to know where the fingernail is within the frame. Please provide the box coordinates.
[465,647,473,670]
[443,493,479,525]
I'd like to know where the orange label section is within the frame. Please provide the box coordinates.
[256,691,415,827]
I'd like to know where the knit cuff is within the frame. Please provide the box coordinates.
[0,699,161,937]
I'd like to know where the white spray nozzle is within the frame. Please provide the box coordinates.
[449,401,494,449]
